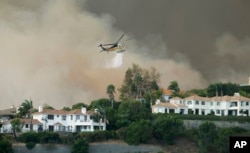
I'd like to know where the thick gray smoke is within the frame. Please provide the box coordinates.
[86,0,250,84]
[3,0,244,109]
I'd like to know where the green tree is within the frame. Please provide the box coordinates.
[215,128,233,153]
[18,99,34,131]
[195,121,218,153]
[168,81,180,93]
[119,64,160,101]
[72,102,88,110]
[62,107,71,111]
[106,84,116,108]
[207,82,240,97]
[116,100,151,128]
[71,138,89,153]
[18,99,33,118]
[43,103,55,110]
[89,98,119,130]
[10,118,24,141]
[0,137,13,153]
[153,115,184,145]
[88,99,111,110]
[124,120,153,145]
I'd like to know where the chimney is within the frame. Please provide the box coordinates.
[81,107,86,114]
[156,99,160,104]
[38,106,43,112]
[234,93,240,96]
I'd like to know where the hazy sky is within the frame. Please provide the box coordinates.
[0,0,249,109]
[86,0,250,83]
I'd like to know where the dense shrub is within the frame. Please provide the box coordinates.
[25,142,36,150]
[71,138,88,153]
[153,115,184,145]
[18,132,61,143]
[154,113,250,123]
[124,120,153,145]
[18,132,39,143]
[79,130,117,142]
[0,139,13,153]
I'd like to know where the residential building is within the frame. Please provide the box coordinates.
[152,99,188,114]
[1,118,42,133]
[32,106,106,132]
[1,106,106,133]
[161,88,173,102]
[153,93,250,116]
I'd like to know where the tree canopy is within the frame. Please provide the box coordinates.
[119,64,161,101]
[18,99,33,118]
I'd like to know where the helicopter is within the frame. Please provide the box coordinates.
[98,33,126,53]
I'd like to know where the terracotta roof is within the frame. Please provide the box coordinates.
[33,109,94,115]
[33,109,68,115]
[4,118,42,125]
[171,97,183,100]
[185,95,250,102]
[21,118,42,125]
[184,95,210,101]
[162,88,173,95]
[153,102,178,109]
[0,107,17,116]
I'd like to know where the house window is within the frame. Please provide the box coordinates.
[62,115,66,121]
[216,110,220,114]
[201,101,205,105]
[25,124,29,128]
[210,102,213,106]
[217,102,220,106]
[195,101,199,105]
[48,115,54,120]
[169,109,175,113]
[70,115,73,120]
[241,101,244,106]
[246,102,249,106]
[187,101,192,105]
[201,109,205,115]
[76,115,80,120]
[221,110,225,116]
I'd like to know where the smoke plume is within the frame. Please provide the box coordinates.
[0,0,235,109]
[86,0,250,85]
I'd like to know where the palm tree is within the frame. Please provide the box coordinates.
[106,84,115,108]
[94,105,107,130]
[18,99,33,131]
[11,118,24,141]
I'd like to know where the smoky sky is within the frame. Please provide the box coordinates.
[0,0,249,109]
[85,0,250,83]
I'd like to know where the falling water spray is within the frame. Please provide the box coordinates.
[105,53,123,68]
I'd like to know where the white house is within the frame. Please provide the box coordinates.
[152,99,188,114]
[32,106,106,132]
[167,93,250,116]
[1,106,106,134]
[1,118,42,133]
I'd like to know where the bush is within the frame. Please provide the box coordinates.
[25,142,36,150]
[18,132,61,144]
[79,131,117,142]
[124,120,152,145]
[71,138,89,153]
[153,115,184,145]
[18,132,39,143]
[0,139,13,153]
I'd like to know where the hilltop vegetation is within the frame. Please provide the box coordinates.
[3,63,250,153]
